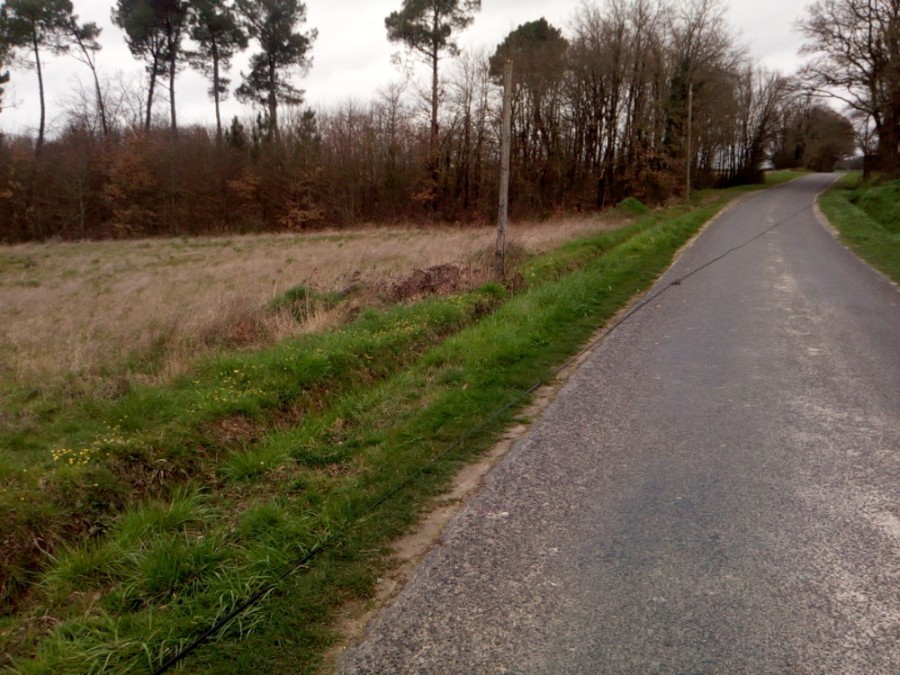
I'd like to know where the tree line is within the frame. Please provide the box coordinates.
[0,0,891,244]
[0,0,314,151]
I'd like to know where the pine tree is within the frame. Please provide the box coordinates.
[3,0,76,152]
[67,17,107,136]
[235,0,316,137]
[113,0,186,133]
[187,0,247,145]
[385,0,481,170]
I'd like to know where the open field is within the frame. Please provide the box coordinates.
[819,172,900,284]
[0,218,616,400]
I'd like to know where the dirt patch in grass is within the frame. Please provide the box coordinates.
[388,264,464,302]
[209,415,264,449]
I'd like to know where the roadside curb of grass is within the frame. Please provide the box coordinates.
[323,193,744,669]
[814,180,900,290]
[811,173,844,239]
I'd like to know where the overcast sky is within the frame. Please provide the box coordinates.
[0,0,814,137]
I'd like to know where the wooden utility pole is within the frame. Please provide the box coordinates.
[686,83,693,201]
[496,60,513,277]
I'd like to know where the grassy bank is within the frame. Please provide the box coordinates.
[2,180,782,672]
[819,173,900,284]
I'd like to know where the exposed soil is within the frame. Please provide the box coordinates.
[386,264,465,302]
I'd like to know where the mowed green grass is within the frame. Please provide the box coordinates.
[819,172,900,284]
[1,178,791,673]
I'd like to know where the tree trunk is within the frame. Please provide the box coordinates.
[429,7,440,191]
[146,68,157,132]
[268,57,278,138]
[32,28,45,155]
[883,85,900,176]
[878,125,900,176]
[76,39,109,138]
[168,24,177,136]
[213,41,222,146]
[90,63,109,137]
[430,47,439,161]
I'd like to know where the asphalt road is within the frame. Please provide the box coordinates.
[339,175,900,674]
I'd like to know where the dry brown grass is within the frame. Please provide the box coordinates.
[0,216,618,397]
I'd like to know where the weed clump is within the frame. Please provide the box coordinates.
[616,196,650,215]
[266,284,343,322]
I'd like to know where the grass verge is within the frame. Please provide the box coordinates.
[3,183,769,672]
[818,172,900,284]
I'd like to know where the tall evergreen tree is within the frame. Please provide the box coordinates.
[160,0,186,134]
[0,64,7,115]
[67,17,107,137]
[187,0,247,145]
[385,0,481,168]
[0,13,9,115]
[235,0,316,136]
[3,0,75,153]
[490,19,569,196]
[113,0,185,133]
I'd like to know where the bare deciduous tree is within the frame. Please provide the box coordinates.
[800,0,900,175]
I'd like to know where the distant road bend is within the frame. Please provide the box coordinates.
[340,174,900,674]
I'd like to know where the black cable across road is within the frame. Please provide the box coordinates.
[152,199,812,674]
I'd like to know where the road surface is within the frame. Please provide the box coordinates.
[339,174,900,673]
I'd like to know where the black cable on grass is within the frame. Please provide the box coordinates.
[152,202,811,674]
